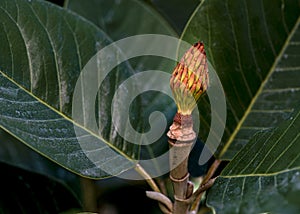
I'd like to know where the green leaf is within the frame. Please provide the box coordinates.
[181,0,300,159]
[65,0,178,73]
[65,0,177,40]
[207,108,300,213]
[66,0,181,164]
[0,0,137,178]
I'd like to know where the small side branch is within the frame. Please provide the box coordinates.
[146,191,173,214]
[202,159,221,184]
[190,159,221,212]
[135,163,161,193]
[187,177,217,204]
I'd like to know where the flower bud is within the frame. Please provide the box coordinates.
[170,42,209,115]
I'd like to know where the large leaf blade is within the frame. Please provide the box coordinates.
[208,170,300,213]
[0,71,134,178]
[66,0,181,168]
[0,0,138,178]
[65,0,178,74]
[207,108,300,213]
[180,0,300,159]
[65,0,177,40]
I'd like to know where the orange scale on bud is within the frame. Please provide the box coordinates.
[170,41,209,115]
[180,66,188,82]
[188,72,195,89]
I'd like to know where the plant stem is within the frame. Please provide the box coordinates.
[135,163,161,193]
[156,178,168,196]
[80,177,98,212]
[167,41,209,213]
[168,113,196,214]
[188,177,217,204]
[136,164,174,213]
[190,159,221,212]
[202,159,221,184]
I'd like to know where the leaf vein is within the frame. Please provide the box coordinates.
[27,4,63,111]
[0,5,33,90]
[260,0,276,56]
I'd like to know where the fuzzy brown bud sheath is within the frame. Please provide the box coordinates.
[170,42,209,115]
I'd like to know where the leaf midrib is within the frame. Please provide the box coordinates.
[219,16,300,158]
[0,69,135,163]
[221,167,300,178]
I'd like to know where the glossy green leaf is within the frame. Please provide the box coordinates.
[65,0,177,40]
[0,0,138,178]
[65,0,178,73]
[181,0,300,159]
[66,0,181,164]
[207,108,300,213]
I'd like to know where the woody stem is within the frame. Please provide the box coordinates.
[167,112,196,214]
